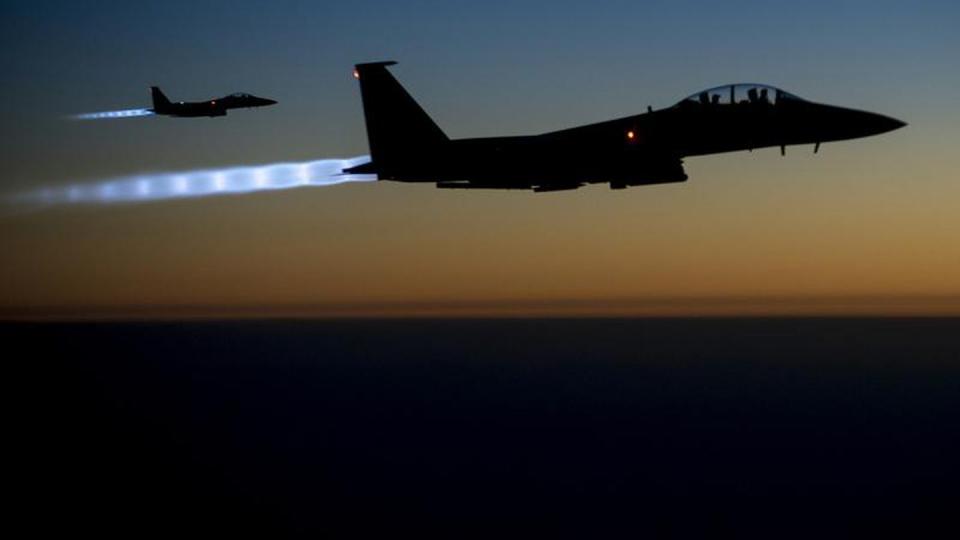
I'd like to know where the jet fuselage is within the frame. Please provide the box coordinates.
[149,87,277,118]
[346,63,905,191]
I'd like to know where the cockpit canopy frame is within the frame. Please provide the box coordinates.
[677,84,805,107]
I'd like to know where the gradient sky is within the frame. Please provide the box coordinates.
[1,0,958,317]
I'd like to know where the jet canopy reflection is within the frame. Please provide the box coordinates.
[677,84,806,107]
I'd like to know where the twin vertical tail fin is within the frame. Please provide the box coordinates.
[349,62,448,176]
[150,86,171,113]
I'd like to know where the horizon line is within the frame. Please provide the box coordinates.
[3,294,960,321]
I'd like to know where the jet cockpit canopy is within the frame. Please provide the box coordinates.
[677,84,805,107]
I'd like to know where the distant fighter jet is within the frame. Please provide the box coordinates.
[149,86,277,117]
[345,61,905,191]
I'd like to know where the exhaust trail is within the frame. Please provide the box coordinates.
[8,156,375,209]
[70,108,156,120]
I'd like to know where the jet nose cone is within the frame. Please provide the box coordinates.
[880,115,906,132]
[871,113,907,135]
[262,98,278,106]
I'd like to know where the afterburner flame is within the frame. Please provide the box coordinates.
[70,108,156,120]
[11,156,375,207]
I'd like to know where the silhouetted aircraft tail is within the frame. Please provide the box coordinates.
[150,86,171,112]
[351,61,449,172]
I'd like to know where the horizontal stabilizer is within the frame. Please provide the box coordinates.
[342,161,377,174]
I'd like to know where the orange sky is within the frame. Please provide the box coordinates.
[3,141,959,318]
[2,3,958,318]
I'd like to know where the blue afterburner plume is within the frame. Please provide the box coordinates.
[70,108,156,120]
[10,156,375,208]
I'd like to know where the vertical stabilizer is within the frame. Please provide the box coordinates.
[150,86,171,113]
[352,62,448,170]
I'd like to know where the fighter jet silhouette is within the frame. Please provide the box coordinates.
[345,61,905,191]
[149,87,277,118]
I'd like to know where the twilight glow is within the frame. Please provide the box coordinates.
[12,156,375,206]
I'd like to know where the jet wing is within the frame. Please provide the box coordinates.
[436,180,583,192]
[535,114,689,187]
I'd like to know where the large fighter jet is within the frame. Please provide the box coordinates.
[345,61,905,191]
[149,86,277,118]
